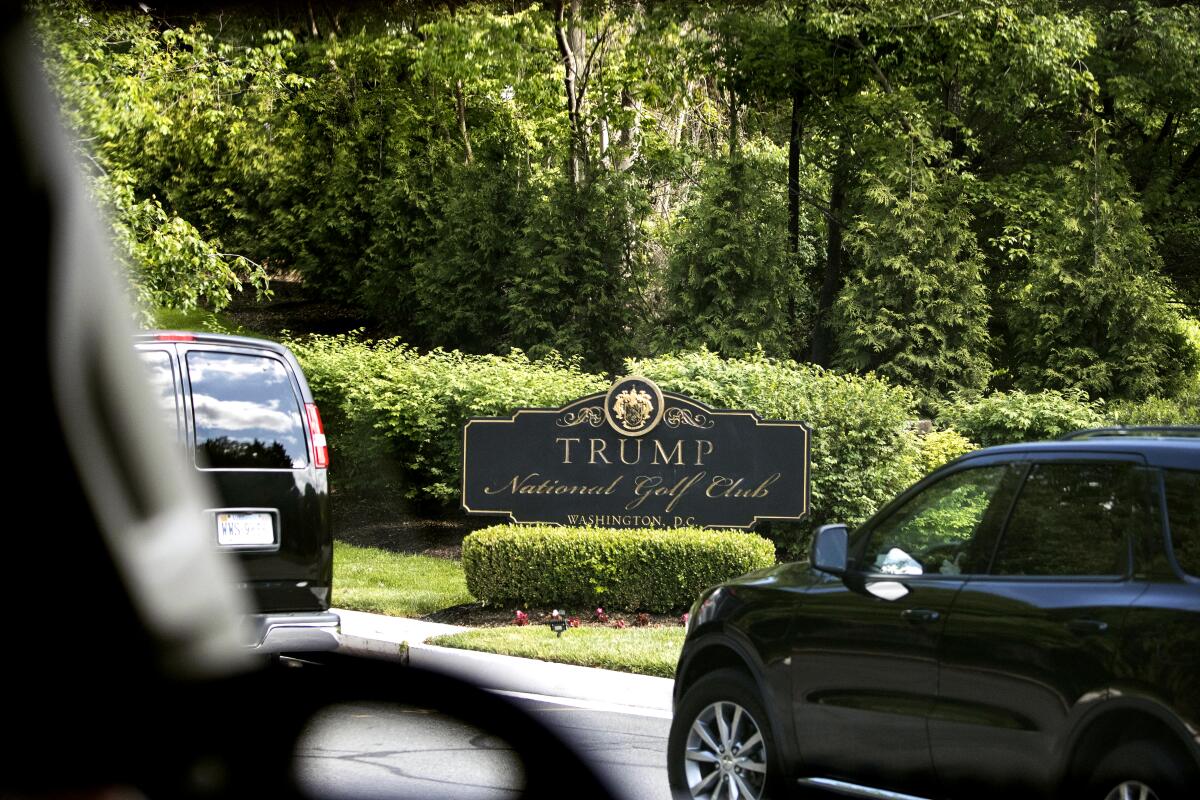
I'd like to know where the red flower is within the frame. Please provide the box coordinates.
[635,612,651,627]
[568,616,581,628]
[514,610,529,626]
[593,607,609,623]
[680,612,690,627]
[613,619,628,629]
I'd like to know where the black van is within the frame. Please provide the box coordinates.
[133,331,338,652]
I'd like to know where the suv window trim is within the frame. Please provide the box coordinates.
[179,343,312,472]
[1157,467,1200,584]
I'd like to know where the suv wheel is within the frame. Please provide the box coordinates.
[1089,740,1196,800]
[668,669,776,800]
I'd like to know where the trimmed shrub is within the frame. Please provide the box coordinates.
[938,389,1107,446]
[462,525,776,612]
[628,349,923,554]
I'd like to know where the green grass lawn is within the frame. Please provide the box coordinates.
[428,625,686,678]
[333,541,475,617]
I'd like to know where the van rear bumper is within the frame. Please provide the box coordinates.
[244,611,340,653]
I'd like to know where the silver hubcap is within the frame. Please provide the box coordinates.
[682,701,767,800]
[1103,781,1159,800]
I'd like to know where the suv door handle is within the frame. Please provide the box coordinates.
[1067,618,1109,635]
[901,608,940,624]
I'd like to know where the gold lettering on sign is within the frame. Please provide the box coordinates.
[626,472,707,514]
[706,472,781,499]
[652,440,684,465]
[484,473,623,496]
[570,437,713,466]
[556,437,581,464]
[589,439,611,464]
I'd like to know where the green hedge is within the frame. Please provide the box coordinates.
[288,334,606,503]
[462,525,776,612]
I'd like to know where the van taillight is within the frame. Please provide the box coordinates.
[305,403,329,469]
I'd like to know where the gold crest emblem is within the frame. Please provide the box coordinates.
[612,388,654,431]
[604,376,665,436]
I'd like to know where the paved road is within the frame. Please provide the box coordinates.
[295,693,673,800]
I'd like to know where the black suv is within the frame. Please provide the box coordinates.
[668,430,1199,800]
[133,331,338,652]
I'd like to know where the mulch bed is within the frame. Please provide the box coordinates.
[424,603,686,630]
[332,498,492,559]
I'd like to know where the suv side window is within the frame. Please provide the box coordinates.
[1163,469,1199,578]
[861,465,1012,576]
[186,351,307,469]
[991,462,1138,577]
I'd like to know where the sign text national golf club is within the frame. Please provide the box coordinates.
[462,377,810,529]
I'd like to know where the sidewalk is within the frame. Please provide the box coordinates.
[334,608,675,714]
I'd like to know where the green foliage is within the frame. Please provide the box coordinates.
[287,334,607,504]
[663,138,811,358]
[461,525,775,612]
[835,165,991,411]
[628,349,922,554]
[507,171,651,371]
[429,625,685,678]
[292,335,931,544]
[35,2,283,315]
[987,161,1196,401]
[35,1,1200,418]
[939,389,1108,446]
[1108,393,1200,427]
[101,177,268,315]
[909,428,978,478]
[1106,318,1199,425]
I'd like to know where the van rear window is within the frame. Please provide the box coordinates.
[186,351,307,469]
[1163,469,1199,578]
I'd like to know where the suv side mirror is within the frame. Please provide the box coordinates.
[811,524,849,576]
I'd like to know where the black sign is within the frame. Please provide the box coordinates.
[462,376,810,529]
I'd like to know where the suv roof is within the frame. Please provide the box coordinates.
[963,433,1199,471]
[1060,425,1200,440]
[134,330,292,357]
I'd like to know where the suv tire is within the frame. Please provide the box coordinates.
[668,668,779,800]
[1088,739,1197,800]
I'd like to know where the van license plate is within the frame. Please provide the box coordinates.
[217,513,274,546]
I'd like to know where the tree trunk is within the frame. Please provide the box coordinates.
[810,142,849,367]
[787,87,804,254]
[727,88,741,189]
[554,0,586,185]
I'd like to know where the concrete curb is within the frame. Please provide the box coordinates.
[334,608,674,713]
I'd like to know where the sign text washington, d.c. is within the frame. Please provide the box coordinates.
[461,376,810,529]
